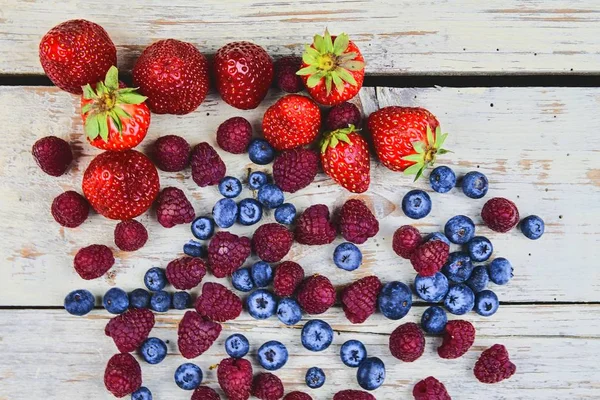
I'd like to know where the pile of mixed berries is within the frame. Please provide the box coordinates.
[33,18,545,400]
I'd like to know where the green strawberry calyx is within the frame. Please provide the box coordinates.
[320,125,357,153]
[81,66,147,142]
[402,125,450,181]
[297,29,365,96]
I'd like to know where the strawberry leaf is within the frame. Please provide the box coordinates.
[402,154,425,162]
[113,106,131,120]
[109,111,122,134]
[338,52,358,63]
[335,67,358,86]
[104,66,119,91]
[313,34,326,53]
[438,149,452,155]
[331,72,344,94]
[98,115,110,142]
[306,71,325,88]
[82,84,98,100]
[412,141,426,154]
[426,125,434,146]
[302,46,320,64]
[325,74,332,95]
[296,65,318,76]
[81,103,92,115]
[333,33,349,56]
[321,137,330,153]
[340,60,365,71]
[117,92,147,105]
[84,113,101,140]
[330,135,339,148]
[338,133,352,144]
[324,29,334,53]
[413,166,425,182]
[403,163,423,176]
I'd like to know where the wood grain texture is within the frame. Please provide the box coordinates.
[2,0,600,75]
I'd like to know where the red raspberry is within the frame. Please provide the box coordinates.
[438,320,476,359]
[252,223,294,262]
[73,244,114,280]
[273,261,305,297]
[325,102,362,131]
[413,376,451,400]
[32,136,73,176]
[389,322,426,362]
[51,191,89,228]
[208,231,252,278]
[338,199,379,244]
[114,219,148,251]
[153,135,190,172]
[218,357,253,400]
[105,308,155,353]
[104,353,142,398]
[392,225,422,259]
[481,197,520,233]
[252,372,284,400]
[341,276,382,323]
[177,311,222,359]
[410,240,449,276]
[297,274,336,314]
[273,148,319,193]
[217,117,253,154]
[195,282,242,322]
[284,392,313,400]
[165,256,207,290]
[275,56,303,93]
[333,390,376,400]
[191,142,226,187]
[155,187,195,228]
[474,344,516,384]
[295,204,337,245]
[192,386,221,400]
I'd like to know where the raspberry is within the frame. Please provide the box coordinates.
[51,191,89,228]
[217,357,253,400]
[297,274,336,314]
[191,142,226,187]
[325,102,362,131]
[208,231,251,278]
[389,322,425,362]
[273,148,319,193]
[153,135,190,172]
[413,376,451,400]
[481,197,520,233]
[273,261,305,297]
[104,353,142,398]
[155,187,195,228]
[192,386,220,400]
[105,308,155,353]
[474,344,516,384]
[392,225,422,259]
[338,199,379,244]
[32,136,73,176]
[195,282,242,322]
[217,117,253,154]
[341,276,382,323]
[295,204,337,245]
[410,241,450,276]
[165,256,207,290]
[284,392,313,400]
[114,219,148,251]
[438,320,476,359]
[252,223,294,262]
[275,56,303,93]
[252,372,284,400]
[333,390,376,400]
[73,244,114,280]
[177,311,222,359]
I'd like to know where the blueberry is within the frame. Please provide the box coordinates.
[248,139,275,165]
[174,363,202,390]
[150,290,171,312]
[466,265,490,293]
[277,298,302,326]
[251,261,273,287]
[520,215,545,240]
[467,236,493,262]
[401,189,432,219]
[414,272,449,303]
[246,289,277,319]
[191,216,215,240]
[225,333,250,358]
[340,340,367,368]
[474,290,499,317]
[103,288,129,314]
[444,215,475,244]
[140,337,167,365]
[357,357,385,391]
[257,340,288,371]
[444,284,475,315]
[429,166,456,193]
[488,258,513,285]
[275,203,297,225]
[442,252,474,283]
[425,232,451,246]
[333,242,363,271]
[237,198,263,226]
[305,367,326,389]
[144,267,168,291]
[232,267,254,292]
[249,171,269,190]
[257,184,284,209]
[219,176,243,198]
[64,289,95,316]
[212,198,239,228]
[131,387,152,400]
[129,288,151,309]
[301,319,333,352]
[461,171,489,199]
[183,240,206,258]
[172,291,191,310]
[377,281,412,320]
[421,306,448,334]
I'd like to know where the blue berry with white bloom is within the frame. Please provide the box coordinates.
[421,306,447,334]
[231,267,254,292]
[64,289,95,316]
[248,171,269,190]
[219,176,242,198]
[183,240,206,258]
[237,198,263,226]
[150,290,171,312]
[474,289,499,317]
[488,258,513,285]
[305,367,326,389]
[174,363,202,390]
[140,337,167,365]
[444,284,475,315]
[277,298,302,325]
[248,139,275,165]
[442,252,474,283]
[257,184,284,209]
[251,261,273,287]
[172,291,191,310]
[401,189,432,219]
[246,289,277,319]
[444,215,475,244]
[333,242,362,271]
[377,281,412,320]
[357,357,386,391]
[301,319,333,352]
[131,387,152,400]
[429,166,456,193]
[275,203,297,225]
[466,265,489,293]
[425,232,451,246]
[212,198,238,228]
[129,288,151,309]
[340,340,367,367]
[414,272,449,303]
[257,340,288,371]
[103,288,129,314]
[225,334,250,358]
[190,216,215,240]
[144,267,167,291]
[467,236,493,262]
[461,171,489,199]
[520,215,545,240]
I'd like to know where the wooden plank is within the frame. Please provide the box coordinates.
[2,1,600,75]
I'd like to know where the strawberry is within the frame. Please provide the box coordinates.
[81,66,150,151]
[320,125,370,193]
[213,42,274,110]
[368,106,450,180]
[39,19,116,95]
[297,30,365,106]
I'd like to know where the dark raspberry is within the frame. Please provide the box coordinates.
[410,241,450,276]
[32,136,73,176]
[195,282,242,322]
[413,376,451,400]
[252,223,294,262]
[155,187,195,228]
[252,372,284,400]
[341,276,382,324]
[207,231,251,278]
[273,261,305,297]
[191,142,226,187]
[297,274,336,314]
[474,344,516,384]
[104,353,142,398]
[114,219,148,251]
[73,244,114,280]
[177,311,222,359]
[393,225,422,259]
[153,135,190,172]
[192,386,221,400]
[217,357,253,400]
[438,320,476,359]
[481,197,520,233]
[284,392,312,400]
[333,390,376,400]
[51,191,89,228]
[105,308,155,353]
[338,199,379,244]
[326,102,362,131]
[273,148,319,193]
[295,204,337,245]
[165,256,207,290]
[217,117,253,154]
[389,322,425,362]
[275,56,303,93]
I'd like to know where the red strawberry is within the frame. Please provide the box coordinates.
[218,357,253,400]
[321,126,370,193]
[105,308,155,353]
[213,42,273,110]
[298,30,365,106]
[262,95,321,151]
[39,19,116,94]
